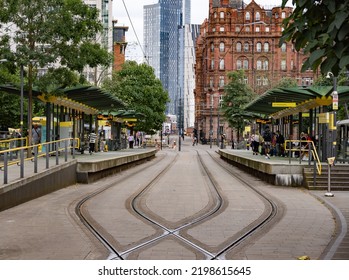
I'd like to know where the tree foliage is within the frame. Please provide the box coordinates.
[221,70,256,140]
[102,61,169,134]
[0,0,111,139]
[274,77,298,88]
[0,0,110,72]
[281,0,349,76]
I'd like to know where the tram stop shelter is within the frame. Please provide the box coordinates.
[244,85,349,162]
[0,84,126,151]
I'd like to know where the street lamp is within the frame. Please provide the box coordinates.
[326,72,338,157]
[325,72,337,198]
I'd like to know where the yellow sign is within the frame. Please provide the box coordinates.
[327,157,335,166]
[318,113,329,124]
[123,118,137,122]
[272,102,297,107]
[333,101,338,110]
[256,119,271,124]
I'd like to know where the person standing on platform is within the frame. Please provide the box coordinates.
[253,132,260,155]
[276,131,285,157]
[31,124,41,155]
[32,124,41,145]
[88,130,97,155]
[128,134,134,149]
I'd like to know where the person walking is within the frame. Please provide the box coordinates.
[262,126,272,159]
[88,130,97,155]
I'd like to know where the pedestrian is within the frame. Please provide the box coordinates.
[276,130,285,156]
[128,134,134,148]
[32,124,41,145]
[271,132,277,156]
[192,136,197,146]
[253,132,260,155]
[300,132,311,161]
[262,126,272,159]
[88,130,97,155]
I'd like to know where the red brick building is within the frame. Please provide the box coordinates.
[194,0,319,144]
[112,20,128,72]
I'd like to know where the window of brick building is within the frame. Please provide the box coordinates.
[256,12,260,21]
[281,43,287,52]
[237,59,242,70]
[236,42,242,52]
[256,42,262,52]
[244,42,249,52]
[219,42,225,52]
[219,58,225,70]
[219,76,225,87]
[264,42,269,52]
[281,60,286,70]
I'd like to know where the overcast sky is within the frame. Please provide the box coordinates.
[112,0,287,61]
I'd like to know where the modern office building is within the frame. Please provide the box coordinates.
[83,0,114,85]
[178,24,200,131]
[194,0,319,144]
[144,0,191,116]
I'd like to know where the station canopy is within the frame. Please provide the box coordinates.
[244,86,349,119]
[0,84,125,115]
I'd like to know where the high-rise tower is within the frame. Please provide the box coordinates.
[144,0,191,115]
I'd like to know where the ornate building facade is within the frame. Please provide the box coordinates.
[194,0,319,144]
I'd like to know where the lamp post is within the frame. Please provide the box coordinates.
[326,72,338,158]
[325,72,337,198]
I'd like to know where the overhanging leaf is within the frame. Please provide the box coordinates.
[309,49,326,65]
[339,55,349,69]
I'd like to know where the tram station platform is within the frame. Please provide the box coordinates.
[0,148,156,211]
[219,148,317,187]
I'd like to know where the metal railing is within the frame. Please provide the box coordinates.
[0,138,79,185]
[284,140,322,175]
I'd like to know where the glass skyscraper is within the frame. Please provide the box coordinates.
[144,0,191,115]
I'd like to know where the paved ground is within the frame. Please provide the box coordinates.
[0,141,348,260]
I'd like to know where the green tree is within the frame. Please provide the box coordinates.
[0,0,111,143]
[221,70,256,143]
[102,61,169,134]
[0,63,25,131]
[35,67,84,95]
[274,77,298,88]
[281,0,349,76]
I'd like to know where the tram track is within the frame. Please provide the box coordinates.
[75,147,282,260]
[203,150,280,259]
[75,152,173,260]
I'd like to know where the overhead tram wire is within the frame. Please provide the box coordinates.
[121,0,149,64]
